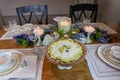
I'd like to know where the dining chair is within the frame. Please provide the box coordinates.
[16,5,48,25]
[70,4,98,23]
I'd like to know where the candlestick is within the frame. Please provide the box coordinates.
[36,36,41,46]
[84,26,95,43]
[84,26,95,33]
[33,27,44,36]
[86,32,92,43]
[33,26,44,46]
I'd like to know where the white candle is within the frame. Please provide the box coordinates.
[84,26,95,33]
[53,32,57,35]
[72,31,76,34]
[33,27,44,36]
[64,34,68,38]
[58,20,71,33]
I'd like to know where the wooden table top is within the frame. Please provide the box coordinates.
[0,23,120,80]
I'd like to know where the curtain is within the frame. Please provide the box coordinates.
[78,0,94,4]
[70,0,94,5]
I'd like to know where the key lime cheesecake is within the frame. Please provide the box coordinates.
[46,39,86,66]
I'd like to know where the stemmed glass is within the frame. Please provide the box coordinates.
[29,33,38,53]
[82,17,91,28]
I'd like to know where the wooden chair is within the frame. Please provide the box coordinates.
[16,5,48,25]
[70,4,98,23]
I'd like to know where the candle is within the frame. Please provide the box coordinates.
[53,31,60,39]
[58,20,71,33]
[53,32,57,35]
[72,31,76,34]
[64,34,68,38]
[33,27,44,36]
[84,26,95,33]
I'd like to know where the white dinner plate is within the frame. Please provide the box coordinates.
[97,44,120,70]
[0,50,22,76]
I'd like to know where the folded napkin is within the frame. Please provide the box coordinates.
[86,44,120,80]
[42,34,54,46]
[0,55,37,80]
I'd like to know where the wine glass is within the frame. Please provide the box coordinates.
[29,33,38,53]
[83,18,91,27]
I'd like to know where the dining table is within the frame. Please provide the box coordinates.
[0,23,120,80]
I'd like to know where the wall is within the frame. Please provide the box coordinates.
[98,0,120,23]
[0,0,72,25]
[0,0,70,16]
[0,0,119,25]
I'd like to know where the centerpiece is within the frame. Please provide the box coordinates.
[58,20,71,33]
[53,17,72,38]
[71,25,112,43]
[13,25,44,48]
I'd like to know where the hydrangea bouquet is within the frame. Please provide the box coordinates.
[13,34,33,47]
[71,26,112,43]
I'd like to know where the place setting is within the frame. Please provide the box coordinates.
[0,49,37,80]
[97,44,120,70]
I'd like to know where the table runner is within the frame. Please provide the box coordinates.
[0,23,117,40]
[89,23,117,34]
[0,48,45,80]
[86,44,120,80]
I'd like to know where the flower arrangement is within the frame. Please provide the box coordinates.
[90,28,112,43]
[71,27,112,43]
[13,34,33,47]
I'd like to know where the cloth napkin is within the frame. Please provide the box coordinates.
[86,44,120,80]
[0,55,37,80]
[42,34,54,46]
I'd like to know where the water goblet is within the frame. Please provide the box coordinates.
[29,33,38,53]
[83,18,91,27]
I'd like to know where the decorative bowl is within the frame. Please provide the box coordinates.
[46,39,86,69]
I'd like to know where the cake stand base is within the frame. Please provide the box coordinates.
[58,65,72,70]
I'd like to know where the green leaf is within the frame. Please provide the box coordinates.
[95,28,101,32]
[90,35,95,41]
[96,32,102,38]
[68,31,72,38]
[58,30,64,38]
[16,38,23,45]
[22,40,28,48]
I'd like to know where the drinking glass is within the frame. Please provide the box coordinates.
[83,18,91,27]
[8,19,17,30]
[29,33,38,53]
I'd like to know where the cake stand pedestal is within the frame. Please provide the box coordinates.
[58,65,72,70]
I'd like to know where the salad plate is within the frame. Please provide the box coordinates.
[97,45,120,70]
